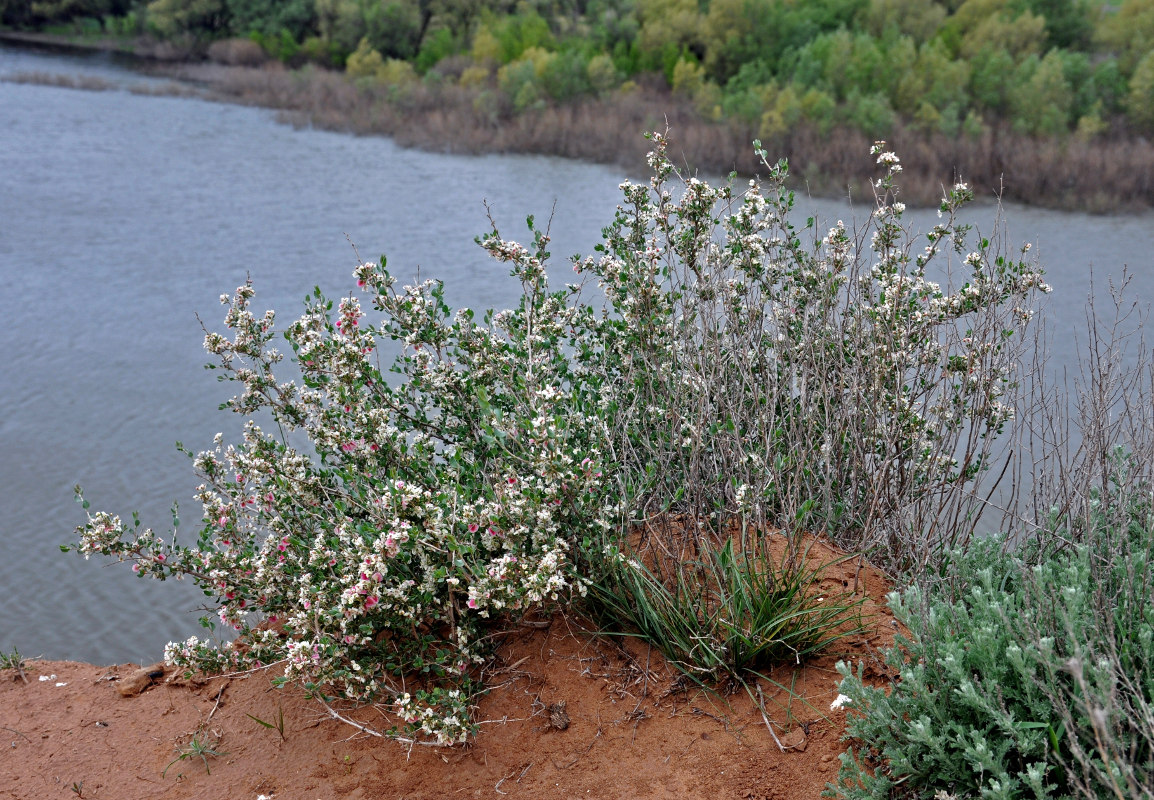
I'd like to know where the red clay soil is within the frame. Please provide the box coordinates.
[0,538,898,800]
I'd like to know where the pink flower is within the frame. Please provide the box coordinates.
[467,523,478,534]
[467,599,477,609]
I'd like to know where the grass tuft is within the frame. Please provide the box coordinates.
[163,728,227,777]
[585,526,866,685]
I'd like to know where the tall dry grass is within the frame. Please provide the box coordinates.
[155,61,1154,212]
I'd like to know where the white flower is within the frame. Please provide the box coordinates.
[830,694,853,710]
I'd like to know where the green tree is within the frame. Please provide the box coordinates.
[585,0,638,54]
[314,0,365,55]
[29,0,122,25]
[344,35,385,74]
[1089,57,1128,115]
[539,48,591,99]
[1018,0,1093,49]
[702,0,764,82]
[799,85,837,133]
[1127,49,1154,133]
[413,24,455,70]
[636,0,703,62]
[228,0,316,40]
[145,0,228,38]
[891,38,970,114]
[858,0,946,43]
[781,32,835,92]
[842,87,895,135]
[969,43,1015,113]
[1009,48,1072,134]
[1055,47,1095,121]
[757,81,804,138]
[585,51,620,93]
[364,0,422,59]
[939,0,1046,59]
[481,9,556,63]
[497,45,555,109]
[876,34,918,107]
[1096,0,1154,74]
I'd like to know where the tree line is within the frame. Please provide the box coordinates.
[6,0,1154,141]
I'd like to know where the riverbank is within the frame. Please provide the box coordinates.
[0,29,197,61]
[2,613,896,799]
[1,527,899,798]
[4,29,1153,212]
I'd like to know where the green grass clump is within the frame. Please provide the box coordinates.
[586,535,865,684]
[0,647,24,672]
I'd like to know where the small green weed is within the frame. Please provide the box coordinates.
[163,728,227,777]
[0,648,24,670]
[246,705,286,740]
[0,648,27,684]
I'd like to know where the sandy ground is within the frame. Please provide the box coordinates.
[1,538,897,800]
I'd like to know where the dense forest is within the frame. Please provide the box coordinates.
[5,1,1154,206]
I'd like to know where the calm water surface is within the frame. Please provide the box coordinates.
[2,44,1152,663]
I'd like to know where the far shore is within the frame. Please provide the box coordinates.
[4,28,1154,213]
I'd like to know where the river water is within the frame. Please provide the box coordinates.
[2,43,1152,664]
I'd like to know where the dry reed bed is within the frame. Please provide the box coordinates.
[169,62,1154,211]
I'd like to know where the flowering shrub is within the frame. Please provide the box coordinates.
[74,217,611,745]
[577,134,1050,571]
[73,134,1052,743]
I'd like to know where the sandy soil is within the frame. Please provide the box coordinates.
[0,538,897,800]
